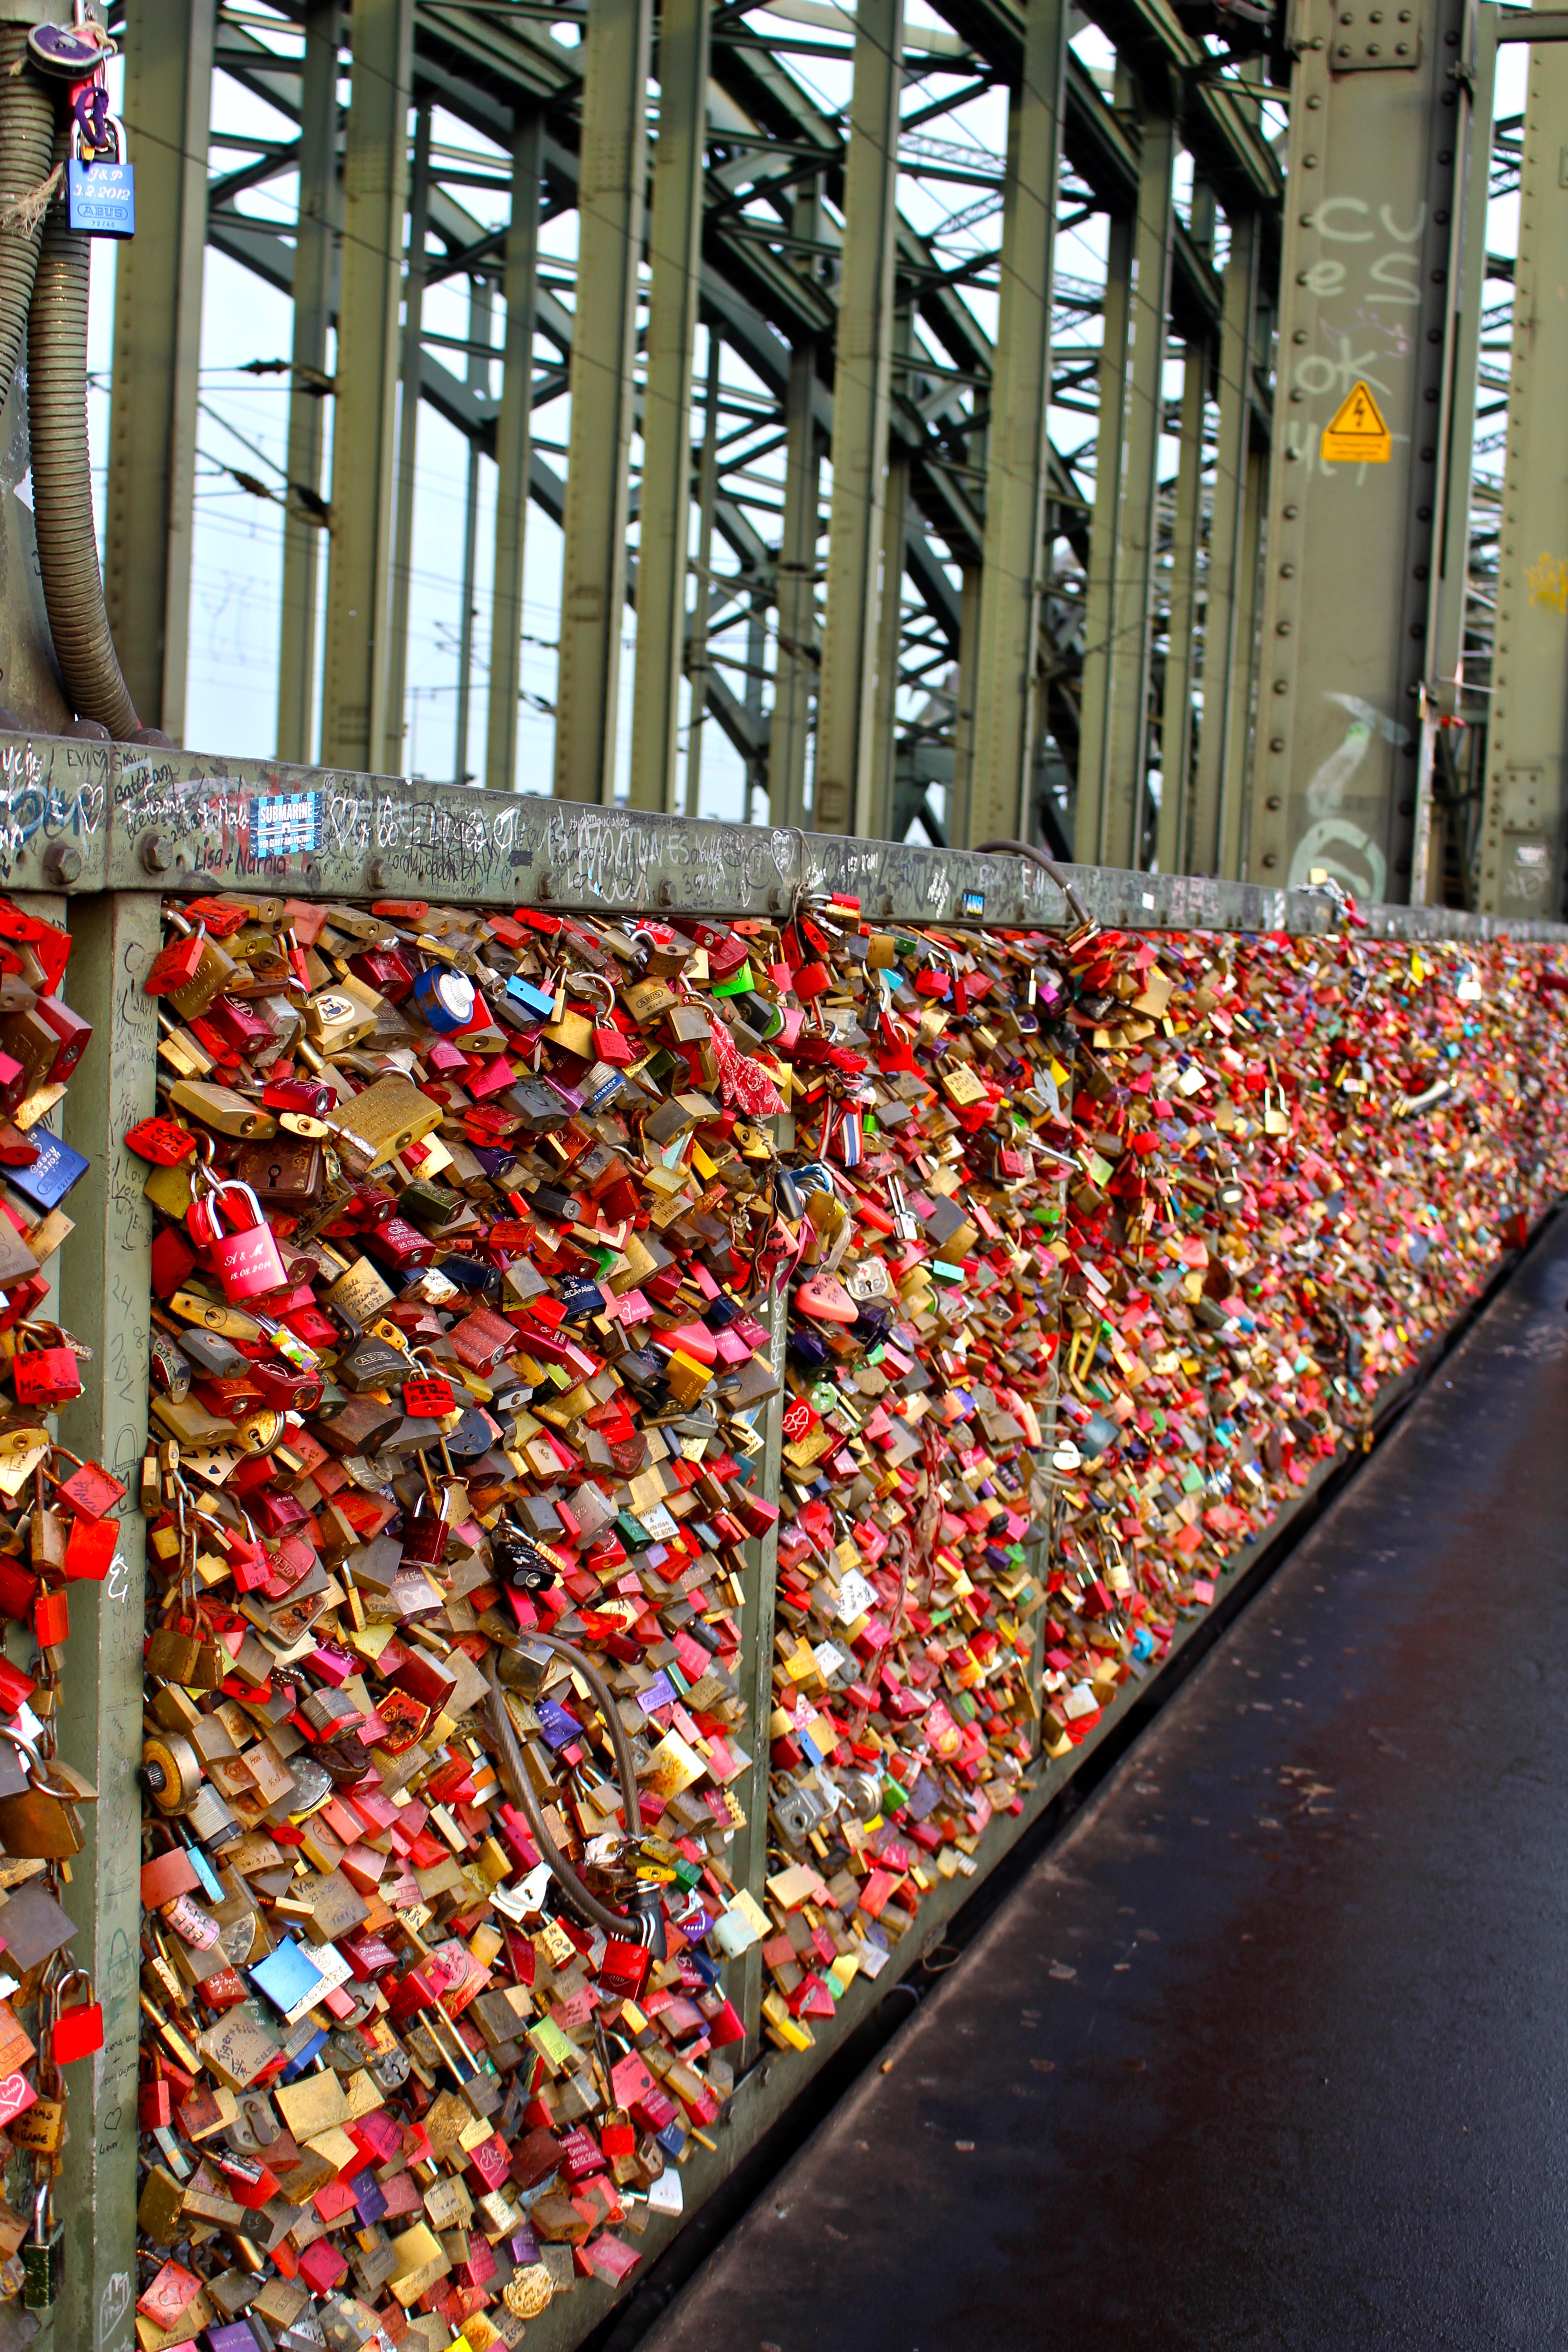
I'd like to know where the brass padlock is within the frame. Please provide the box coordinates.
[0,1733,89,1858]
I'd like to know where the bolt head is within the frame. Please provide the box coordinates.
[141,832,174,873]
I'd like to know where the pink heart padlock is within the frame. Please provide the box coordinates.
[205,1180,289,1303]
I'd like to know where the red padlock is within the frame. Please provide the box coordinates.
[124,1118,196,1166]
[51,1451,127,1523]
[11,1324,84,1407]
[46,1970,103,2066]
[142,928,208,995]
[205,1181,290,1303]
[62,1516,118,1583]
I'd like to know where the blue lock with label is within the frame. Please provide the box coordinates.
[67,157,134,239]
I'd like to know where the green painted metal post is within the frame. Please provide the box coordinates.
[1245,0,1470,899]
[1190,206,1259,877]
[966,0,1069,849]
[1478,15,1568,910]
[1156,337,1208,874]
[629,0,712,813]
[320,0,413,776]
[1075,209,1132,862]
[768,201,824,831]
[276,0,342,769]
[814,0,903,837]
[553,0,655,803]
[386,103,432,780]
[55,893,160,2352]
[486,110,544,794]
[104,0,215,741]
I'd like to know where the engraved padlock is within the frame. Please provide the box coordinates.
[204,1180,289,1303]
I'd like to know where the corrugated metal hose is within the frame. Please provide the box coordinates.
[27,129,138,737]
[0,29,54,421]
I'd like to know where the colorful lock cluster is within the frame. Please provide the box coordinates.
[123,886,1568,2352]
[0,898,118,2334]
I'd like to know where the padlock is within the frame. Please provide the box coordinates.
[21,2181,62,2309]
[10,1323,84,1408]
[204,1181,289,1302]
[0,1731,89,1857]
[235,1138,324,1206]
[47,1967,103,2066]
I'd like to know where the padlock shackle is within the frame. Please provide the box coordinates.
[485,1633,647,1942]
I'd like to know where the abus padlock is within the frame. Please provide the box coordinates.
[205,1180,289,1302]
[21,2182,61,2311]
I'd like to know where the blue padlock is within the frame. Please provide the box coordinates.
[505,973,558,1021]
[412,966,475,1033]
[7,1134,88,1213]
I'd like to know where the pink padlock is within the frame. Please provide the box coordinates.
[206,1180,289,1303]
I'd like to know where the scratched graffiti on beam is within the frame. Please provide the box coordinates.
[0,738,105,872]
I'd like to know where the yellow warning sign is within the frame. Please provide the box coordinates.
[1320,380,1392,466]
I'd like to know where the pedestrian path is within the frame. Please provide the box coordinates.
[641,1214,1568,2352]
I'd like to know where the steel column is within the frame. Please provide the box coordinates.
[276,0,341,768]
[1221,438,1266,880]
[814,0,903,837]
[1079,96,1174,871]
[486,111,544,794]
[454,277,492,788]
[1478,17,1568,914]
[104,0,215,740]
[965,0,1068,848]
[871,312,913,838]
[1190,206,1259,877]
[769,267,823,828]
[629,0,712,813]
[948,562,981,846]
[320,0,414,775]
[1156,336,1207,873]
[684,340,722,818]
[1412,0,1492,901]
[56,892,160,2352]
[386,104,432,778]
[553,0,655,803]
[1245,0,1469,898]
[1074,211,1132,860]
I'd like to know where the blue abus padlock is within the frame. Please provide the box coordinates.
[67,85,135,240]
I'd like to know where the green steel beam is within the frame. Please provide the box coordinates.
[768,279,823,828]
[814,0,903,836]
[56,891,160,2352]
[321,0,414,775]
[1190,205,1259,878]
[1074,206,1132,859]
[386,102,433,777]
[1095,92,1174,870]
[487,109,544,793]
[629,0,712,812]
[104,0,215,739]
[871,348,912,840]
[1156,334,1207,873]
[1222,436,1266,880]
[965,0,1068,848]
[1245,0,1470,899]
[276,0,341,767]
[683,340,723,817]
[553,0,654,802]
[1412,0,1493,900]
[1478,9,1568,914]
